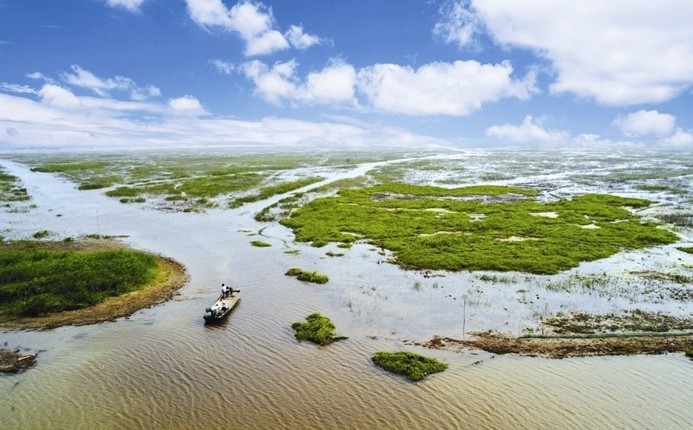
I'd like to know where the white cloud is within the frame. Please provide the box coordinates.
[286,25,321,50]
[1,83,37,94]
[38,84,82,109]
[185,0,321,56]
[106,0,146,12]
[486,115,569,142]
[664,128,693,145]
[168,95,206,115]
[62,65,161,100]
[0,90,444,149]
[613,110,676,137]
[467,0,693,105]
[210,59,235,75]
[241,59,357,106]
[357,60,536,116]
[434,0,479,49]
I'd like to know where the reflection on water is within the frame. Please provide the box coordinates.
[1,156,692,430]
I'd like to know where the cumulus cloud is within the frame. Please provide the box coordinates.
[613,110,676,137]
[185,0,321,56]
[38,84,82,109]
[664,128,693,145]
[168,95,206,115]
[357,60,536,116]
[462,0,693,105]
[106,0,146,12]
[241,59,357,105]
[434,0,479,49]
[62,65,161,100]
[486,115,569,142]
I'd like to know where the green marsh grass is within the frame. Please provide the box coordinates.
[0,169,30,203]
[250,240,272,247]
[285,268,329,284]
[371,351,447,381]
[291,312,347,345]
[280,183,677,274]
[0,242,158,317]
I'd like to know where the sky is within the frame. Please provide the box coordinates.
[1,0,692,150]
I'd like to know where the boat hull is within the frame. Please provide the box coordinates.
[203,292,240,323]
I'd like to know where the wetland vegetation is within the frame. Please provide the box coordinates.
[285,268,329,284]
[371,351,448,382]
[0,239,187,329]
[280,183,677,274]
[291,312,347,345]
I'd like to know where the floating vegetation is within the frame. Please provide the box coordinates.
[250,240,272,247]
[371,351,447,382]
[280,183,677,274]
[285,268,329,284]
[0,241,158,317]
[291,312,347,345]
[284,249,300,255]
[326,250,344,257]
[678,246,693,254]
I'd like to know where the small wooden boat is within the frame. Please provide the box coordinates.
[203,289,240,323]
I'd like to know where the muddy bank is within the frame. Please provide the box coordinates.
[0,349,37,373]
[420,332,693,359]
[0,239,189,331]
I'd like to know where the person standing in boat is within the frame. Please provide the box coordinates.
[221,283,228,298]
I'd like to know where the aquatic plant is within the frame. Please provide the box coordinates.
[371,351,447,381]
[291,312,347,345]
[0,169,30,203]
[230,176,323,208]
[250,240,271,247]
[0,242,159,317]
[678,247,693,254]
[32,230,50,239]
[280,183,677,274]
[285,268,329,284]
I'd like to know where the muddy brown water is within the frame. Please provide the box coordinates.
[1,156,691,430]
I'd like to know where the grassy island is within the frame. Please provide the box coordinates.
[285,268,329,284]
[280,183,677,274]
[0,240,187,329]
[291,312,347,345]
[372,351,448,381]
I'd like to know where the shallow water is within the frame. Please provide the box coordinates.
[1,154,692,430]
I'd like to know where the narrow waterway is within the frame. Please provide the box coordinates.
[1,158,691,430]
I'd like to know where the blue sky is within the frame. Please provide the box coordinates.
[1,0,692,150]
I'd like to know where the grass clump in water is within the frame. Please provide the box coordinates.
[250,240,271,247]
[0,242,159,317]
[371,351,448,381]
[285,268,329,284]
[291,312,347,345]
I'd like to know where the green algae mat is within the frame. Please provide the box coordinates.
[280,184,678,274]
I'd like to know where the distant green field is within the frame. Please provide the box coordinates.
[280,183,678,274]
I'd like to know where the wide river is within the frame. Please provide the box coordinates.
[0,158,691,430]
